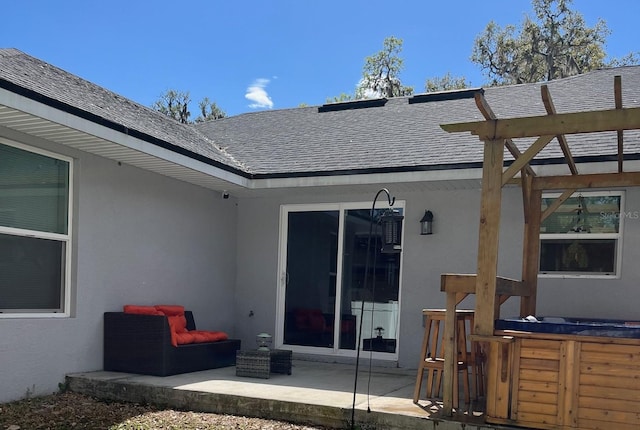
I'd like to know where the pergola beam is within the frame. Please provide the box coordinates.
[441,107,640,140]
[541,85,578,175]
[475,93,537,178]
[541,189,576,222]
[501,135,555,185]
[533,171,640,190]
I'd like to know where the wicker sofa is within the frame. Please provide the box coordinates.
[104,310,241,376]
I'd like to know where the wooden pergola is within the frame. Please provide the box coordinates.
[437,76,640,426]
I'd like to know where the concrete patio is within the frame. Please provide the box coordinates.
[66,359,520,430]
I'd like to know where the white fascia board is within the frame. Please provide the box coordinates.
[249,167,484,189]
[0,88,250,188]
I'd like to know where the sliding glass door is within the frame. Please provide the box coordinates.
[279,203,403,356]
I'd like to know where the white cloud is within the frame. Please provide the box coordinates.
[245,78,274,109]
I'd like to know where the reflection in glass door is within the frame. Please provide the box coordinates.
[283,210,338,348]
[342,209,400,353]
[280,204,402,355]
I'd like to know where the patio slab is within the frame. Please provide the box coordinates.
[66,359,519,430]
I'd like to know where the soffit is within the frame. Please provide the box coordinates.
[0,104,250,195]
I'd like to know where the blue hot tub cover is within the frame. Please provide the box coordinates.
[495,316,640,338]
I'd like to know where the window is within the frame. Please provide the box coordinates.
[0,140,72,315]
[539,191,623,277]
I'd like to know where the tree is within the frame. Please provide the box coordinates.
[152,90,225,124]
[471,0,637,85]
[194,97,225,122]
[152,90,191,123]
[425,72,470,92]
[325,93,354,103]
[356,36,413,98]
[327,36,413,101]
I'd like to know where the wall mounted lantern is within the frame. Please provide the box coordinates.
[420,210,434,235]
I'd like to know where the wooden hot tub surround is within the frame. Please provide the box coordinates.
[486,330,640,430]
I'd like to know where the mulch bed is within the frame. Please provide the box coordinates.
[0,391,336,430]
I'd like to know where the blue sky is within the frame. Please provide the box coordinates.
[2,1,639,117]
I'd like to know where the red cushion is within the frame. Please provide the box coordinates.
[154,305,187,347]
[190,330,228,343]
[294,308,326,332]
[175,331,196,345]
[154,305,185,316]
[123,305,162,315]
[167,315,187,333]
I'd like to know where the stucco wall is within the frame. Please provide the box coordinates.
[4,126,640,402]
[0,130,237,403]
[235,185,640,370]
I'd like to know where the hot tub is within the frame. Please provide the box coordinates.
[486,315,640,430]
[495,316,640,338]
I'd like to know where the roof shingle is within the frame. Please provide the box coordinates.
[2,48,639,179]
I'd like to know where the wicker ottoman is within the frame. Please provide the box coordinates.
[235,349,292,379]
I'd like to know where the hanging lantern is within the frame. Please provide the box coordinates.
[380,209,404,254]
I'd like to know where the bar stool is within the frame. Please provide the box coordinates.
[413,309,476,407]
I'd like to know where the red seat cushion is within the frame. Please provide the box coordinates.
[190,330,229,343]
[294,308,327,333]
[175,331,196,345]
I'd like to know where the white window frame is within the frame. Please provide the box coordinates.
[0,138,73,318]
[275,200,405,360]
[539,190,624,279]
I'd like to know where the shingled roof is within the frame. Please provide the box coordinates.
[2,48,640,181]
[0,48,247,174]
[196,66,640,177]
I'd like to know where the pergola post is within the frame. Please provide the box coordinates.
[520,188,542,317]
[474,138,505,335]
[443,138,504,416]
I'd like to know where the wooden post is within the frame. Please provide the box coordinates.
[442,290,458,415]
[520,188,542,317]
[474,139,505,336]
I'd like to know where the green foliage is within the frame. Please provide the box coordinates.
[325,93,354,103]
[194,97,226,122]
[471,0,637,85]
[152,89,191,123]
[356,36,413,98]
[425,72,470,92]
[152,91,225,124]
[327,36,413,101]
[608,52,640,67]
[58,380,69,393]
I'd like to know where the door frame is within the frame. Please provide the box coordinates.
[275,201,405,360]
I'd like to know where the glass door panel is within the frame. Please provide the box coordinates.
[341,209,400,353]
[283,210,338,348]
